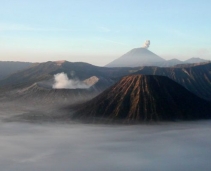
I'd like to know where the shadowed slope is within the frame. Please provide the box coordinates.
[72,75,211,122]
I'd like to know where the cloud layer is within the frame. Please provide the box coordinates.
[0,121,211,171]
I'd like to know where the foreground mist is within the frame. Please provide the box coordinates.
[0,121,211,171]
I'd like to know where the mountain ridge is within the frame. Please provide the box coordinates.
[0,61,34,80]
[131,62,211,101]
[0,61,131,94]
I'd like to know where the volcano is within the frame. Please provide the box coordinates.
[72,75,211,122]
[105,47,166,67]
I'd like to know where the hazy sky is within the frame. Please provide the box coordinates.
[1,0,211,65]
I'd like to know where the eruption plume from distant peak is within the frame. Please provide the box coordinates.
[143,40,150,48]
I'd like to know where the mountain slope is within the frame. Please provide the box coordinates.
[72,75,211,122]
[0,61,33,80]
[106,48,166,67]
[131,63,211,100]
[1,60,211,102]
[185,57,208,63]
[0,61,57,89]
[158,59,184,67]
[0,61,130,90]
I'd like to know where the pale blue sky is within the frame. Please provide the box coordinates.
[0,0,211,65]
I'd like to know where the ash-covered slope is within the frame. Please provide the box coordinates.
[72,75,211,122]
[106,48,166,67]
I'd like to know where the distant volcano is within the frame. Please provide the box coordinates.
[72,75,211,122]
[105,47,166,67]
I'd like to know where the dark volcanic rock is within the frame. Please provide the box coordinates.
[72,75,211,122]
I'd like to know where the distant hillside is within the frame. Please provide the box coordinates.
[131,63,211,101]
[173,61,210,68]
[0,61,33,80]
[72,75,211,122]
[185,57,208,63]
[157,59,184,67]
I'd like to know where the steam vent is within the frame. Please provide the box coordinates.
[72,75,211,122]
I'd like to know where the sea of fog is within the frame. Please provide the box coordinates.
[0,119,211,171]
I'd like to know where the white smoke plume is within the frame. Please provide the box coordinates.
[143,40,150,48]
[53,72,89,89]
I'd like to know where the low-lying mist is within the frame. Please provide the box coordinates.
[0,120,211,171]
